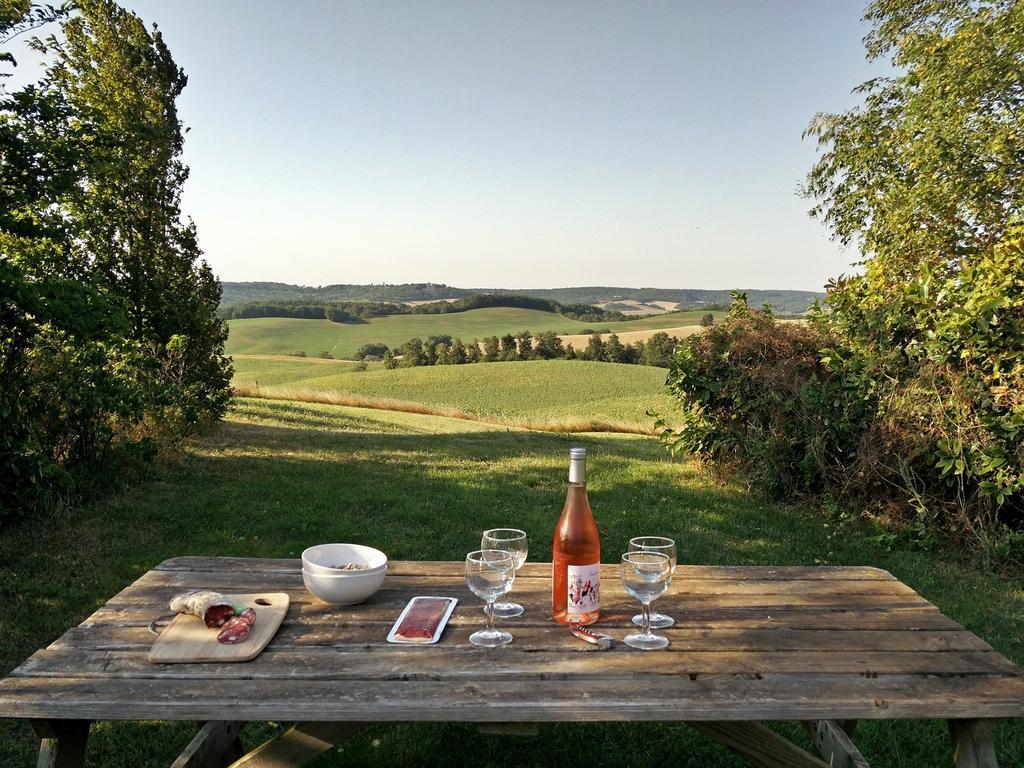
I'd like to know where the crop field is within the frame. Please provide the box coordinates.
[224,308,722,358]
[560,325,704,350]
[1,398,1020,766]
[231,358,675,432]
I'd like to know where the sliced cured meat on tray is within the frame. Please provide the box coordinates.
[148,593,289,664]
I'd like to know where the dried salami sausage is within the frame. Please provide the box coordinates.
[168,590,235,628]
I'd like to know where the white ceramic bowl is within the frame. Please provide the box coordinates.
[302,566,387,605]
[302,543,388,576]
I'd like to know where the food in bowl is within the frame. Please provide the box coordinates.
[302,543,387,576]
[302,566,387,605]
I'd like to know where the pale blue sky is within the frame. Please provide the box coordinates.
[20,1,887,290]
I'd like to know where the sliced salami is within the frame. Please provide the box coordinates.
[216,607,256,645]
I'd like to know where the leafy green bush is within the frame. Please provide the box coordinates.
[663,256,1024,565]
[819,233,1024,552]
[660,295,851,498]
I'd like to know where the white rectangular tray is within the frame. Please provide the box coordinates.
[386,596,458,645]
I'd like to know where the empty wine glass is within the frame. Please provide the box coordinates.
[481,528,528,618]
[465,550,516,647]
[620,551,671,650]
[628,536,677,628]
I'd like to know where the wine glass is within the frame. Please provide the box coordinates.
[628,536,677,628]
[481,528,528,618]
[620,551,671,650]
[464,550,516,647]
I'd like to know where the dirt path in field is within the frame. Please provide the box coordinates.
[558,325,703,350]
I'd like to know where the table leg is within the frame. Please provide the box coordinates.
[228,722,366,768]
[172,721,246,768]
[949,719,1000,768]
[31,720,90,768]
[803,720,870,767]
[687,721,830,768]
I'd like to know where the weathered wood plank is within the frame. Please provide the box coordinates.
[171,721,245,768]
[31,720,90,768]
[45,623,997,654]
[154,558,898,581]
[79,603,963,632]
[690,721,830,768]
[803,719,871,768]
[228,722,363,768]
[949,719,1000,768]
[134,568,915,596]
[97,584,936,613]
[2,674,1022,722]
[16,648,1021,681]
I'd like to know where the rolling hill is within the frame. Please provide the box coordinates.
[220,282,823,314]
[224,307,719,358]
[231,358,675,432]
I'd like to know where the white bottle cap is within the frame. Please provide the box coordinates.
[569,447,587,483]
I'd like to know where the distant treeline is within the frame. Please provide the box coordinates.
[353,329,687,369]
[220,294,625,323]
[220,282,823,314]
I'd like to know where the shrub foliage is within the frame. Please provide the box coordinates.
[1,2,231,518]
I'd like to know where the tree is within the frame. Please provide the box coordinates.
[582,333,605,361]
[803,0,1024,288]
[632,339,646,363]
[515,330,534,360]
[499,334,518,361]
[700,313,715,327]
[449,338,467,364]
[50,0,231,423]
[0,1,230,516]
[397,338,425,367]
[482,336,499,362]
[355,342,389,361]
[563,344,578,360]
[620,342,640,365]
[534,330,564,359]
[433,342,450,365]
[383,350,398,369]
[640,332,677,367]
[465,339,482,363]
[602,333,625,363]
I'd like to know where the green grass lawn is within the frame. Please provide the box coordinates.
[1,398,1020,766]
[231,359,675,430]
[224,308,719,358]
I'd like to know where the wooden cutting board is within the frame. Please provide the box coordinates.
[148,593,290,663]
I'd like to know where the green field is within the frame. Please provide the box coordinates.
[1,398,1020,766]
[225,308,719,358]
[232,358,674,430]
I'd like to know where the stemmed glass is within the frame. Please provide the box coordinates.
[620,551,672,650]
[464,550,516,647]
[481,528,528,618]
[628,536,677,628]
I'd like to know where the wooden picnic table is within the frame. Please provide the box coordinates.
[1,557,1021,767]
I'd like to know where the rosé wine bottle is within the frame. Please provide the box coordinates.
[552,447,600,625]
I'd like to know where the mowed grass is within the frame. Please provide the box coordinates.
[224,308,720,358]
[0,398,1021,767]
[231,359,675,431]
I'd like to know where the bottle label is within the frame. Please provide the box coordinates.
[566,563,600,615]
